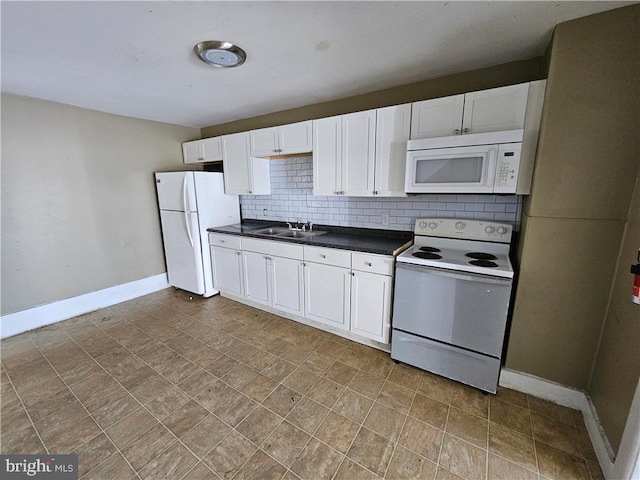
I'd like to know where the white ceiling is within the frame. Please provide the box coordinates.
[1,1,634,129]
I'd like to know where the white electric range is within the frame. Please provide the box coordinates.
[391,218,515,393]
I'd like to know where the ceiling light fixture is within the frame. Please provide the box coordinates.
[194,41,246,68]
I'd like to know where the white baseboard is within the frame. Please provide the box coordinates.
[499,367,585,410]
[500,368,640,480]
[0,274,170,339]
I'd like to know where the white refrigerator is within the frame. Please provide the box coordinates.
[155,171,240,297]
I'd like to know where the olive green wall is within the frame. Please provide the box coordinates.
[1,94,200,316]
[201,58,544,137]
[506,5,640,453]
[589,168,640,454]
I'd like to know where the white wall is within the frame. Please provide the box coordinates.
[1,94,199,316]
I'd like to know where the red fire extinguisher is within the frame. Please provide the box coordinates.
[632,249,640,305]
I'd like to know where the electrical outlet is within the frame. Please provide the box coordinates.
[263,209,268,216]
[382,214,389,226]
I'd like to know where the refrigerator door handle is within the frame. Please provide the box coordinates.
[182,174,189,212]
[184,211,194,249]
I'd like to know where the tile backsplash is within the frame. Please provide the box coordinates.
[239,156,523,231]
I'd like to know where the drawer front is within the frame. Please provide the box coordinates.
[242,237,303,260]
[391,330,500,393]
[351,252,394,275]
[303,246,351,268]
[208,233,241,250]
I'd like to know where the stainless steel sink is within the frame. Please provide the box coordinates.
[276,230,325,238]
[253,227,325,239]
[253,227,290,236]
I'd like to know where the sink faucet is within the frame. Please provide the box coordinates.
[287,220,311,231]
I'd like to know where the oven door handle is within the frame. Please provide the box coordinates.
[396,262,512,286]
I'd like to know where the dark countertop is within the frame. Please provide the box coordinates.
[207,220,413,256]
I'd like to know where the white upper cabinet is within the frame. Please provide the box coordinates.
[221,132,271,195]
[410,95,465,139]
[342,110,377,196]
[312,115,342,196]
[314,108,408,197]
[374,104,411,197]
[250,121,312,157]
[182,137,223,164]
[410,83,530,139]
[249,127,279,157]
[312,111,376,196]
[462,84,529,134]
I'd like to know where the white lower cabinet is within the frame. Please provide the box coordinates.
[240,238,305,317]
[304,262,351,331]
[242,251,271,306]
[350,270,392,343]
[271,255,305,316]
[210,245,244,297]
[210,235,393,345]
[242,250,305,316]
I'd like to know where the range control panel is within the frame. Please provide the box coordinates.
[414,218,513,244]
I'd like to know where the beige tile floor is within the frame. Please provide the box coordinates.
[1,288,603,480]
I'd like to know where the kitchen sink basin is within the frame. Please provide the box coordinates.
[253,227,290,235]
[253,227,326,239]
[277,230,325,238]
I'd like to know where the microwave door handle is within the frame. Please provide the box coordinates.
[487,147,498,189]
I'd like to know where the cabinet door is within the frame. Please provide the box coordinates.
[210,246,244,297]
[250,127,280,157]
[375,105,411,197]
[201,137,223,162]
[279,121,312,155]
[351,271,391,343]
[271,256,304,316]
[304,262,351,330]
[242,251,271,306]
[462,83,528,134]
[410,95,464,139]
[222,132,252,194]
[312,116,342,195]
[342,110,376,196]
[182,140,204,164]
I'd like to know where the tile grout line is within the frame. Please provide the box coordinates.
[88,312,276,478]
[23,329,141,479]
[93,301,338,479]
[63,314,255,478]
[0,351,50,455]
[381,374,420,479]
[6,293,596,480]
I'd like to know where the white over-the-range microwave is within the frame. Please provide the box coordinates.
[405,129,536,194]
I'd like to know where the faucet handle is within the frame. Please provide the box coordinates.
[287,222,293,229]
[308,222,313,232]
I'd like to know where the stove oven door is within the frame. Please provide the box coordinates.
[392,262,512,357]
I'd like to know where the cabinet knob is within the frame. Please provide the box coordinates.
[320,254,326,258]
[463,128,470,133]
[365,262,373,267]
[220,240,225,243]
[236,251,241,256]
[454,129,461,135]
[248,190,252,194]
[198,157,204,161]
